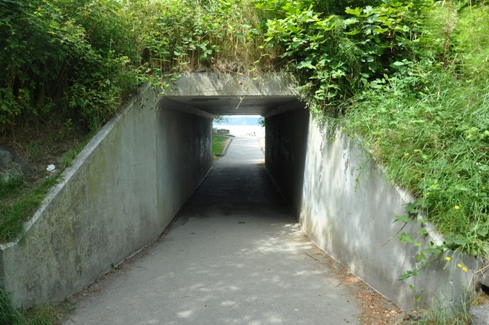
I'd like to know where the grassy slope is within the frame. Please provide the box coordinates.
[344,3,489,258]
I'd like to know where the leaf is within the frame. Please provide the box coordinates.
[399,273,411,280]
[394,215,412,223]
[405,201,420,214]
[421,246,442,255]
[345,7,363,17]
[478,228,488,237]
[344,28,360,36]
[297,61,316,70]
[398,233,413,243]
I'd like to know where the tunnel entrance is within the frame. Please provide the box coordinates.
[158,72,309,218]
[159,72,305,117]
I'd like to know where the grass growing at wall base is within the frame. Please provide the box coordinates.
[0,288,67,325]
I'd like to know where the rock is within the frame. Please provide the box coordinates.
[470,292,489,325]
[480,273,489,289]
[0,146,35,182]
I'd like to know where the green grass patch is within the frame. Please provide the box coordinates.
[345,71,489,257]
[0,134,91,243]
[0,174,59,242]
[212,135,230,156]
[0,289,24,325]
[0,288,67,325]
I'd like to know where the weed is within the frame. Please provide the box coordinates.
[25,142,43,163]
[0,177,25,200]
[0,288,69,325]
[23,304,64,325]
[416,299,471,325]
[0,289,24,325]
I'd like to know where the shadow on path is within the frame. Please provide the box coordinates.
[64,137,362,325]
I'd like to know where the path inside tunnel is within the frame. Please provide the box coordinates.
[64,136,364,325]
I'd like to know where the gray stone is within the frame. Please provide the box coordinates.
[470,292,489,325]
[479,273,489,288]
[470,305,489,325]
[0,146,35,182]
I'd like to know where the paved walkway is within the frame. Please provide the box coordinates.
[64,137,362,325]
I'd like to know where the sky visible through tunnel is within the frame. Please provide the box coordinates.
[213,115,264,137]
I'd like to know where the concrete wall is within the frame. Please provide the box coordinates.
[265,107,309,215]
[0,86,213,307]
[266,110,477,310]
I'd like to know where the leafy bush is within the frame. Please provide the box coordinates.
[0,0,139,134]
[262,1,425,115]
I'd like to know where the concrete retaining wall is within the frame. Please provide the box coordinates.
[0,86,213,307]
[266,110,477,310]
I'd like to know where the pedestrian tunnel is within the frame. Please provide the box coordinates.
[6,72,461,312]
[158,72,309,215]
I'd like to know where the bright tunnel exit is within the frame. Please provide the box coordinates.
[213,115,265,137]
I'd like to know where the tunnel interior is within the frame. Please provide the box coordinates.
[159,94,310,220]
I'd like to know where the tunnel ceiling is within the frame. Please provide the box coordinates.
[164,96,300,116]
[160,73,303,116]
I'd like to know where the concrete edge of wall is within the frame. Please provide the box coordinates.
[0,84,213,308]
[0,85,154,252]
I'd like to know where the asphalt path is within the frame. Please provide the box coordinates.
[64,136,362,325]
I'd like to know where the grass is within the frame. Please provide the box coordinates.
[0,289,24,325]
[0,125,91,243]
[345,72,489,257]
[212,135,230,157]
[0,176,60,242]
[341,3,489,259]
[416,299,471,325]
[0,288,67,325]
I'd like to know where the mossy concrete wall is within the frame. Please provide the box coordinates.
[266,109,477,310]
[0,86,213,307]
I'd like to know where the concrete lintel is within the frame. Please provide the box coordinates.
[161,72,300,116]
[164,72,298,97]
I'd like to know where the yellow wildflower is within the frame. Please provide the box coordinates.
[455,206,460,210]
[463,267,468,272]
[457,263,462,268]
[445,257,451,261]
